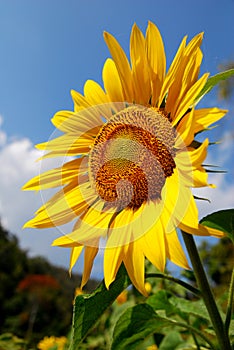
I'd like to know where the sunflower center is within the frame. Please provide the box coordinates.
[89,106,176,210]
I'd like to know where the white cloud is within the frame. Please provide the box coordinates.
[0,118,101,279]
[0,120,71,265]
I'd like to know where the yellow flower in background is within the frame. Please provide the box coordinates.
[37,336,67,350]
[147,345,158,350]
[145,282,152,294]
[116,289,128,304]
[23,21,226,295]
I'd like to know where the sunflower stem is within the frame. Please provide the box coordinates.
[181,231,231,350]
[225,267,234,333]
[146,273,201,296]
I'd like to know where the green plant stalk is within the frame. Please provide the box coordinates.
[225,267,234,332]
[165,318,216,349]
[181,231,231,350]
[146,273,201,296]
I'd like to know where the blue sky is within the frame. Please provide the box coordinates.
[0,0,234,279]
[1,0,234,142]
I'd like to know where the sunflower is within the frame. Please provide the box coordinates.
[23,21,227,295]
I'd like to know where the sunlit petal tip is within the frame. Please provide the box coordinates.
[22,221,33,229]
[21,182,30,191]
[51,235,79,247]
[198,224,225,238]
[103,30,112,42]
[209,183,216,188]
[146,20,161,35]
[139,285,148,297]
[70,89,76,97]
[104,277,114,291]
[69,246,84,274]
[35,142,46,150]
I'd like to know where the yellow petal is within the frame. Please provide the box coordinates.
[194,108,227,134]
[81,245,99,288]
[188,138,209,166]
[51,109,102,135]
[158,36,187,107]
[108,209,134,247]
[162,169,197,229]
[186,47,203,88]
[71,89,91,111]
[165,230,189,269]
[51,110,75,133]
[130,23,151,104]
[176,109,195,146]
[80,200,114,231]
[23,157,88,191]
[52,235,82,248]
[83,80,115,119]
[62,201,115,246]
[123,241,147,296]
[36,134,93,159]
[184,33,203,61]
[145,21,166,105]
[104,209,134,288]
[179,223,225,238]
[84,80,109,105]
[171,54,200,115]
[166,33,204,117]
[142,220,166,272]
[103,31,133,101]
[102,58,124,102]
[24,182,95,228]
[69,246,84,273]
[172,73,209,125]
[104,244,125,289]
[192,167,214,188]
[131,201,163,241]
[177,194,199,228]
[173,157,194,188]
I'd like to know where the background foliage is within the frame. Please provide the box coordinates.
[0,221,99,349]
[0,220,233,350]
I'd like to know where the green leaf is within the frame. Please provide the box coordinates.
[170,296,210,323]
[112,303,215,350]
[147,290,210,323]
[70,264,131,350]
[159,331,184,349]
[229,320,234,337]
[146,290,176,316]
[111,303,173,350]
[196,68,234,101]
[200,209,234,242]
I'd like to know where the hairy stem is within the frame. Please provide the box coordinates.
[225,267,234,333]
[181,231,231,350]
[146,273,201,296]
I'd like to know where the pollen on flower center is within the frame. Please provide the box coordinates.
[89,106,176,210]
